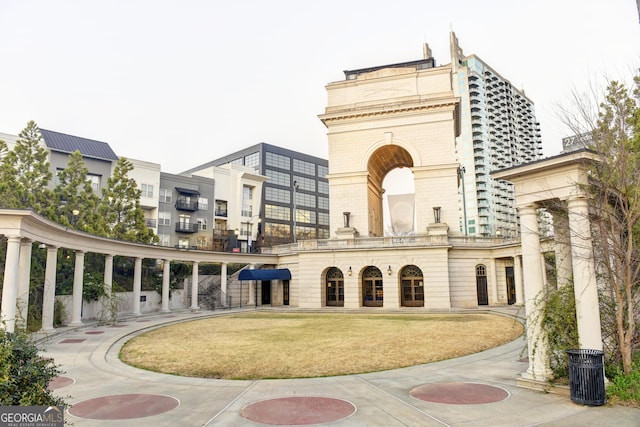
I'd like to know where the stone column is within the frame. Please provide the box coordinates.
[191,262,200,310]
[247,265,255,306]
[519,204,551,380]
[104,254,114,296]
[99,254,115,323]
[221,263,228,307]
[553,209,573,289]
[41,245,58,332]
[514,255,524,306]
[16,239,32,330]
[567,195,603,350]
[70,250,85,326]
[161,260,171,313]
[132,257,142,316]
[1,236,22,332]
[489,258,498,305]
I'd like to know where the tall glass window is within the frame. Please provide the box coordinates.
[242,185,253,217]
[295,192,316,208]
[318,181,329,194]
[265,204,290,221]
[266,169,290,186]
[244,152,260,169]
[266,152,290,170]
[318,197,329,210]
[293,176,315,192]
[296,209,315,224]
[265,187,291,204]
[293,159,315,175]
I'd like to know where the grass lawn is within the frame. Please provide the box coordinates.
[120,312,523,380]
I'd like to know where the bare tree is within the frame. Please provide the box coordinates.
[557,73,640,374]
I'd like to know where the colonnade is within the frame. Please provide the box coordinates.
[495,151,604,382]
[0,239,236,333]
[0,210,277,334]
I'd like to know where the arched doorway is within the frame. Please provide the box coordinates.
[401,265,424,307]
[367,145,414,237]
[362,266,383,307]
[325,267,344,307]
[476,264,488,306]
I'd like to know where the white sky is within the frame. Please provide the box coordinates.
[1,1,639,175]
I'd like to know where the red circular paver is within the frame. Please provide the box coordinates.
[410,382,509,404]
[241,396,356,425]
[48,376,75,390]
[68,394,179,420]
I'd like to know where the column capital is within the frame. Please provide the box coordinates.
[566,194,590,206]
[517,203,538,216]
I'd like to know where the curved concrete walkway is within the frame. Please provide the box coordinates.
[38,309,639,426]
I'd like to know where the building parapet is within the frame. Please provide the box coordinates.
[260,235,519,255]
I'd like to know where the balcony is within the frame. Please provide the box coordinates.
[175,199,199,211]
[145,218,157,228]
[175,222,199,233]
[215,209,228,217]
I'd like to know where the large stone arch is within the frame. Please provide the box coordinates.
[365,142,415,236]
[320,64,461,238]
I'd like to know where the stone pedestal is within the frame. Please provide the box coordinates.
[427,223,449,236]
[335,227,359,239]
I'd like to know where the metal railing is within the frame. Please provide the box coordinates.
[175,222,199,233]
[175,199,199,211]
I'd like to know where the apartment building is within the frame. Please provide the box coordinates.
[40,129,118,192]
[128,158,161,236]
[184,143,329,247]
[185,163,267,252]
[154,172,216,249]
[450,32,543,237]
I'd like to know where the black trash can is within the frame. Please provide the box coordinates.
[566,349,606,406]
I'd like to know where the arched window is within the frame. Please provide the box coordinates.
[362,266,383,307]
[325,267,344,307]
[401,265,424,307]
[476,264,488,306]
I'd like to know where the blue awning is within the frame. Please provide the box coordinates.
[238,268,291,281]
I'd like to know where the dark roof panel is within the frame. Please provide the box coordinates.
[175,187,200,195]
[40,129,119,161]
[238,268,292,281]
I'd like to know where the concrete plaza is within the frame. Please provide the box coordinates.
[38,308,639,426]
